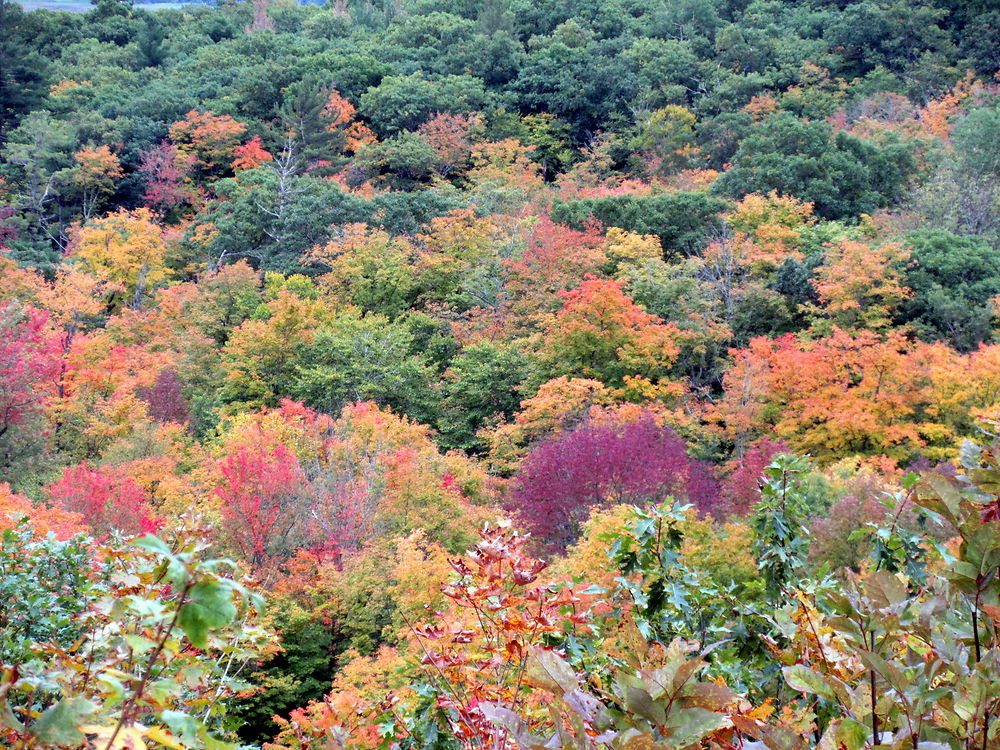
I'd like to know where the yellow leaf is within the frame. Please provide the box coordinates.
[143,725,187,750]
[81,724,148,750]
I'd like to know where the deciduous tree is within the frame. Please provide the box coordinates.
[68,208,169,310]
[169,109,248,180]
[508,414,716,553]
[64,145,123,220]
[138,141,197,216]
[0,302,59,480]
[46,462,160,537]
[538,276,683,393]
[811,240,911,332]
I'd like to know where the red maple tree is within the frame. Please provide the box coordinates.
[47,463,161,538]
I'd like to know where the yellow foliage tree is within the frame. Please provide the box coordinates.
[68,208,168,310]
[556,504,758,593]
[603,227,662,274]
[726,191,815,269]
[67,145,123,219]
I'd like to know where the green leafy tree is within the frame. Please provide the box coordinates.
[0,524,92,666]
[898,229,1000,351]
[776,443,1000,750]
[279,76,346,174]
[960,10,1000,74]
[0,111,74,267]
[520,113,575,180]
[438,341,530,453]
[629,104,699,178]
[511,38,636,138]
[192,167,366,273]
[0,0,50,142]
[367,188,465,235]
[604,500,777,695]
[752,453,812,598]
[352,131,438,189]
[289,310,438,425]
[714,112,914,220]
[551,192,726,257]
[824,0,955,84]
[912,102,1000,243]
[358,72,488,136]
[0,527,272,749]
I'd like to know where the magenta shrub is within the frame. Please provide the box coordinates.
[507,414,717,553]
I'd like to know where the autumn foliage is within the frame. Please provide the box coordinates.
[508,414,715,553]
[7,9,1000,748]
[46,463,161,537]
[0,302,59,444]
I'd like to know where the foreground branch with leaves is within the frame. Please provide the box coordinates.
[0,521,273,750]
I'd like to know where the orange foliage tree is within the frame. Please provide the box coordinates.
[502,215,608,322]
[538,276,684,398]
[811,240,911,331]
[324,89,376,154]
[0,482,86,538]
[416,112,484,178]
[466,138,544,195]
[169,109,249,179]
[232,135,273,172]
[269,521,773,750]
[710,329,969,462]
[482,376,614,472]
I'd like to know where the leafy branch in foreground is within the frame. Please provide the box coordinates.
[774,441,1000,750]
[269,521,783,750]
[0,520,274,750]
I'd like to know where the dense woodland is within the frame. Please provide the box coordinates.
[3,0,1000,748]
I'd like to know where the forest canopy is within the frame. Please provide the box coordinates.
[2,0,1000,748]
